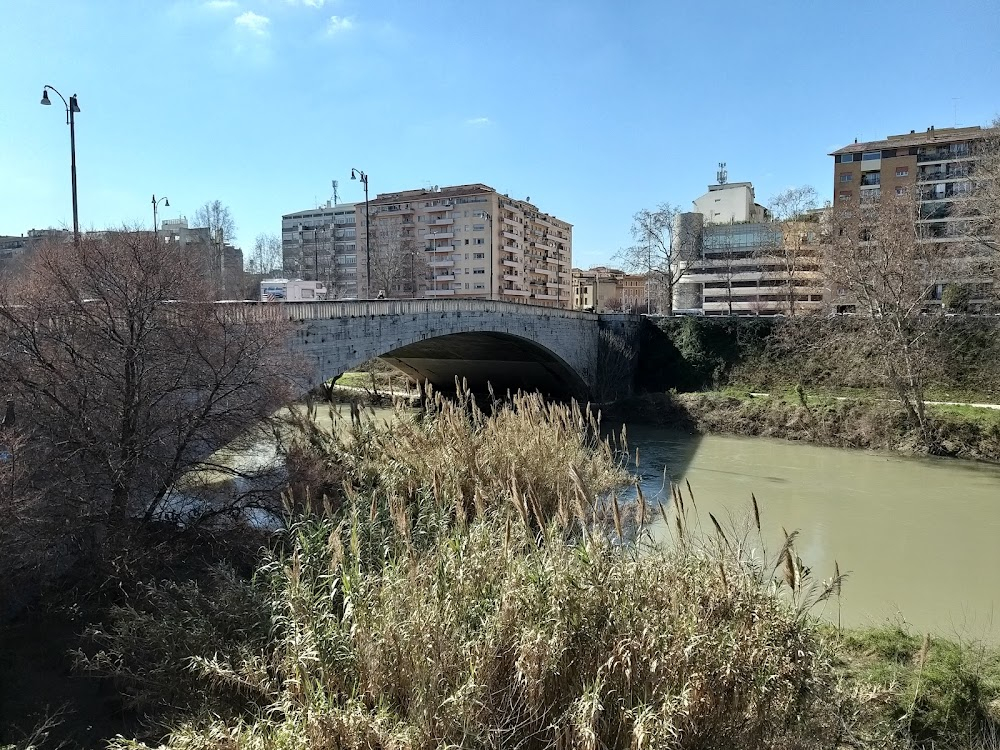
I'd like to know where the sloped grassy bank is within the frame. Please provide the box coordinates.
[52,391,1000,750]
[610,391,1000,463]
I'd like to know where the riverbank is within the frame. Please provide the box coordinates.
[610,390,1000,463]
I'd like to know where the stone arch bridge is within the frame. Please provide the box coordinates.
[264,299,640,401]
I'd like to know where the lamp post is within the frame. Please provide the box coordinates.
[152,195,169,242]
[350,168,371,297]
[40,85,81,245]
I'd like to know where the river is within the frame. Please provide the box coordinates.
[626,424,1000,643]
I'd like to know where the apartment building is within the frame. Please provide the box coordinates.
[361,184,572,307]
[160,218,244,296]
[281,201,358,299]
[830,125,992,305]
[673,182,827,315]
[571,266,651,312]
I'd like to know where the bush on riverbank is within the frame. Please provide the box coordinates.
[612,391,1000,462]
[106,502,850,750]
[639,316,1000,400]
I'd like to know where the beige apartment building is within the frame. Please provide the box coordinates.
[360,183,572,307]
[571,266,650,312]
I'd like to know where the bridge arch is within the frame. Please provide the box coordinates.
[277,299,639,400]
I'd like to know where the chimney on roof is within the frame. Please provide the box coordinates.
[854,138,857,144]
[911,130,915,134]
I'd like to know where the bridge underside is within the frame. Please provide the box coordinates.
[378,332,588,399]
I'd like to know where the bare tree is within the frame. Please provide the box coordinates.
[242,232,283,299]
[826,193,961,432]
[763,186,820,316]
[194,200,237,245]
[247,232,282,275]
[0,230,294,570]
[616,203,685,315]
[368,209,425,298]
[963,118,1000,255]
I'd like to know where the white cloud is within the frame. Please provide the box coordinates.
[204,0,237,9]
[465,117,491,127]
[282,0,327,6]
[234,10,270,34]
[326,15,355,34]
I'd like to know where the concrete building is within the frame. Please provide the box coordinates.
[281,201,358,299]
[830,125,994,307]
[161,218,244,297]
[360,184,572,307]
[571,266,650,313]
[692,182,770,225]
[673,182,827,315]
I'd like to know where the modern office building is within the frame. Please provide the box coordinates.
[673,182,827,315]
[360,184,572,307]
[281,201,358,299]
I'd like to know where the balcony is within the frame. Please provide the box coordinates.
[917,146,972,163]
[502,215,518,226]
[503,273,520,281]
[425,203,453,212]
[425,231,454,240]
[426,289,456,296]
[429,259,455,268]
[918,168,970,183]
[860,174,881,187]
[430,217,454,226]
[425,244,454,253]
[502,288,531,297]
[503,259,520,268]
[502,230,519,241]
[434,274,455,282]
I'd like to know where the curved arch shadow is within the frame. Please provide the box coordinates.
[378,331,589,400]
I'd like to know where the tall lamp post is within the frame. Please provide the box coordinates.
[40,85,81,245]
[481,211,494,301]
[152,195,169,242]
[350,168,371,297]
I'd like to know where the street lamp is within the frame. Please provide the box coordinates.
[40,85,81,245]
[350,168,371,297]
[152,195,169,241]
[481,211,494,301]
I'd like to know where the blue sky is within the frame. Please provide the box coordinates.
[2,0,998,268]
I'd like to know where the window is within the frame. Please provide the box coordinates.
[465,268,470,274]
[862,151,880,161]
[838,190,852,202]
[473,268,485,274]
[896,167,909,177]
[474,283,485,290]
[465,253,469,259]
[473,252,485,259]
[465,283,470,289]
[840,173,853,183]
[472,224,485,231]
[840,154,855,163]
[896,186,908,196]
[474,238,485,245]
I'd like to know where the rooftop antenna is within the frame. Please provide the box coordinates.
[331,179,340,206]
[717,162,728,185]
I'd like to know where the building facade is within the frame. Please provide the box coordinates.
[571,266,650,312]
[360,184,572,307]
[160,218,244,297]
[830,125,993,307]
[673,182,827,316]
[281,201,359,299]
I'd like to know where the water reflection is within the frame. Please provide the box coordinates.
[631,426,1000,643]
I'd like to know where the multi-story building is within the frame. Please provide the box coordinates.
[360,184,572,307]
[673,182,827,316]
[571,266,651,312]
[160,218,244,297]
[830,125,993,306]
[281,201,358,299]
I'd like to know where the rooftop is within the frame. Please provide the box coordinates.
[830,126,987,156]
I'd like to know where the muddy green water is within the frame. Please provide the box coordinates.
[626,424,1000,642]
